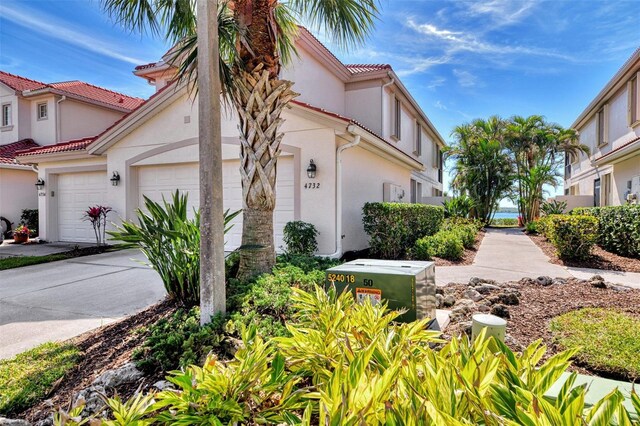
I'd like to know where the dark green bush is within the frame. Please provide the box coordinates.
[20,209,38,237]
[414,230,464,260]
[133,307,225,374]
[546,215,598,260]
[363,202,444,259]
[573,205,640,258]
[524,220,538,234]
[228,265,326,337]
[283,221,318,255]
[275,253,341,273]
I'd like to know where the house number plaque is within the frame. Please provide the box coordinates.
[304,182,320,189]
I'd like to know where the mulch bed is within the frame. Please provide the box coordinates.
[433,230,486,266]
[20,299,177,423]
[528,233,640,273]
[444,278,640,380]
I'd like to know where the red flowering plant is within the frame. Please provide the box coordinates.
[13,224,31,238]
[83,205,113,247]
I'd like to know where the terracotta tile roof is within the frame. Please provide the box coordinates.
[134,62,158,71]
[16,137,96,157]
[345,64,392,75]
[47,81,145,110]
[0,70,144,111]
[0,139,39,164]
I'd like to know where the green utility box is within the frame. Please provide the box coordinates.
[325,259,437,325]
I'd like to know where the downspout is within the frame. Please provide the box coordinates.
[381,73,394,137]
[55,95,66,142]
[328,124,361,259]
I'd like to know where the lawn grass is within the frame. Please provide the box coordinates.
[550,308,640,380]
[0,253,71,270]
[0,342,80,415]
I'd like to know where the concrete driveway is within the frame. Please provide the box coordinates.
[0,249,165,359]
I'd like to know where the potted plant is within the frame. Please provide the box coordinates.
[13,224,31,243]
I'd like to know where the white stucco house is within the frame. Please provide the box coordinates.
[0,71,144,232]
[16,28,446,256]
[563,47,640,207]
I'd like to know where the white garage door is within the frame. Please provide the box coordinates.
[57,171,108,242]
[137,156,295,251]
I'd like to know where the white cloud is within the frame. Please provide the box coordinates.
[434,100,448,110]
[453,69,477,87]
[0,4,145,65]
[396,55,452,77]
[428,77,446,90]
[466,0,537,26]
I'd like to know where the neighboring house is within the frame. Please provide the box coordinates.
[0,71,144,231]
[564,47,640,207]
[17,28,446,256]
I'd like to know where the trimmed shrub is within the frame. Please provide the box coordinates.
[363,202,444,259]
[524,220,538,234]
[441,220,477,249]
[20,209,38,237]
[441,217,483,232]
[443,195,474,218]
[573,205,640,258]
[546,214,598,260]
[283,221,318,256]
[414,230,464,260]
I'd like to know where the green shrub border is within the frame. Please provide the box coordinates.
[573,205,640,258]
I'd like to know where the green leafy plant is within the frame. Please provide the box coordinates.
[363,202,444,259]
[443,195,475,218]
[20,209,38,237]
[414,230,464,260]
[490,217,519,226]
[282,221,318,256]
[541,199,568,216]
[440,219,477,248]
[132,307,225,374]
[108,191,240,306]
[545,214,598,260]
[525,220,539,234]
[574,205,640,258]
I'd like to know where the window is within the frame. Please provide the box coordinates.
[594,178,601,207]
[438,150,444,183]
[414,122,422,156]
[432,188,443,197]
[392,96,401,139]
[596,106,607,146]
[564,153,571,179]
[37,102,48,120]
[1,103,11,127]
[410,179,417,203]
[630,75,638,125]
[602,173,612,206]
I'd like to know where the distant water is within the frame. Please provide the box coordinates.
[493,211,519,219]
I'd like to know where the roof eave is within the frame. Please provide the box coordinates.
[22,88,134,113]
[16,151,96,163]
[594,139,640,165]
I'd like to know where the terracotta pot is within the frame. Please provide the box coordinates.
[13,234,28,244]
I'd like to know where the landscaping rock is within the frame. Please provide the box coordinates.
[552,278,567,286]
[504,334,519,348]
[453,298,476,312]
[459,321,473,336]
[496,291,519,306]
[153,380,174,391]
[73,384,106,417]
[443,294,456,307]
[519,277,535,286]
[536,276,553,286]
[490,304,510,319]
[0,418,31,426]
[34,417,52,426]
[475,284,501,294]
[589,275,607,289]
[469,277,496,287]
[463,288,484,302]
[436,287,445,295]
[435,293,444,309]
[610,284,632,292]
[93,362,143,388]
[476,303,492,313]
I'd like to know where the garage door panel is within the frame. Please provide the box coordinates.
[137,157,295,251]
[57,171,108,242]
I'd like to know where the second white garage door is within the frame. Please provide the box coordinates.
[137,156,295,251]
[57,171,108,242]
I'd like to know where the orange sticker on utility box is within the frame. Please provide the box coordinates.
[356,288,382,305]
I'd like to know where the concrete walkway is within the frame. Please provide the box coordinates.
[436,228,640,288]
[0,249,165,359]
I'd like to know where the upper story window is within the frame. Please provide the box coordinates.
[37,102,48,120]
[630,74,638,126]
[414,122,422,156]
[1,104,11,127]
[392,96,402,140]
[596,106,607,147]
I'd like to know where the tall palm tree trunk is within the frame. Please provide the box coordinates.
[234,65,298,279]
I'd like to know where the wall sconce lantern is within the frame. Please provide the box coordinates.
[35,178,45,190]
[306,159,317,179]
[110,171,121,186]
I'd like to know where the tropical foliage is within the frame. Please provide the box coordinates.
[283,221,319,256]
[82,205,112,247]
[443,194,475,218]
[56,287,640,425]
[541,199,568,216]
[108,191,240,306]
[102,0,381,279]
[573,205,640,258]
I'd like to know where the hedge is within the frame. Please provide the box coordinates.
[544,214,598,260]
[363,203,444,259]
[573,205,640,258]
[414,230,464,261]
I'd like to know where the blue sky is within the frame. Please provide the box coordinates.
[1,0,639,200]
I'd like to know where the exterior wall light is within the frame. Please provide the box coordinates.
[306,159,317,179]
[110,171,121,186]
[35,178,45,190]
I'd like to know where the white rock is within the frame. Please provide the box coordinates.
[93,362,143,388]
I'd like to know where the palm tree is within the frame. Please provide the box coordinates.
[505,116,589,222]
[103,0,380,281]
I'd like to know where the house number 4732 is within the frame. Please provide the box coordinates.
[304,182,320,189]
